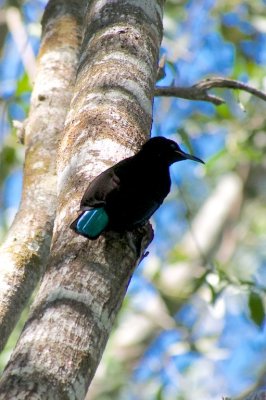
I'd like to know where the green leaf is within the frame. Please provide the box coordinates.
[16,73,31,96]
[155,385,164,400]
[248,291,265,328]
[0,145,16,184]
[216,103,230,119]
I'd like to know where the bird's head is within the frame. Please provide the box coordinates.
[141,136,204,165]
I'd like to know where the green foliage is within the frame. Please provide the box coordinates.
[248,291,265,329]
[0,144,16,185]
[15,72,31,96]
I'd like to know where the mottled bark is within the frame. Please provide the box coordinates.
[0,0,163,399]
[0,0,83,351]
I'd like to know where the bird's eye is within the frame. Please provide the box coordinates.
[170,142,177,150]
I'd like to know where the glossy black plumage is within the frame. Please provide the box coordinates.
[70,136,204,239]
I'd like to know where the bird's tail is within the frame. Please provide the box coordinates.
[70,208,109,239]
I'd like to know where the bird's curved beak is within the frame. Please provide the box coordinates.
[176,149,205,164]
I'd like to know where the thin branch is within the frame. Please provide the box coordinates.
[155,83,224,105]
[5,7,36,82]
[155,77,266,105]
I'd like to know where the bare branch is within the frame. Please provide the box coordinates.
[5,7,36,82]
[155,84,224,105]
[155,77,266,105]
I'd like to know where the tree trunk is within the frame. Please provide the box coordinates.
[0,0,83,351]
[0,0,163,398]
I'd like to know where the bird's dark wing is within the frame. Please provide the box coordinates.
[80,168,120,209]
[79,158,135,210]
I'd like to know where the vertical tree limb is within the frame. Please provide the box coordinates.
[0,0,163,398]
[0,0,83,351]
[5,7,36,82]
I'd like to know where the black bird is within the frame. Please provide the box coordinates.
[70,136,204,239]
